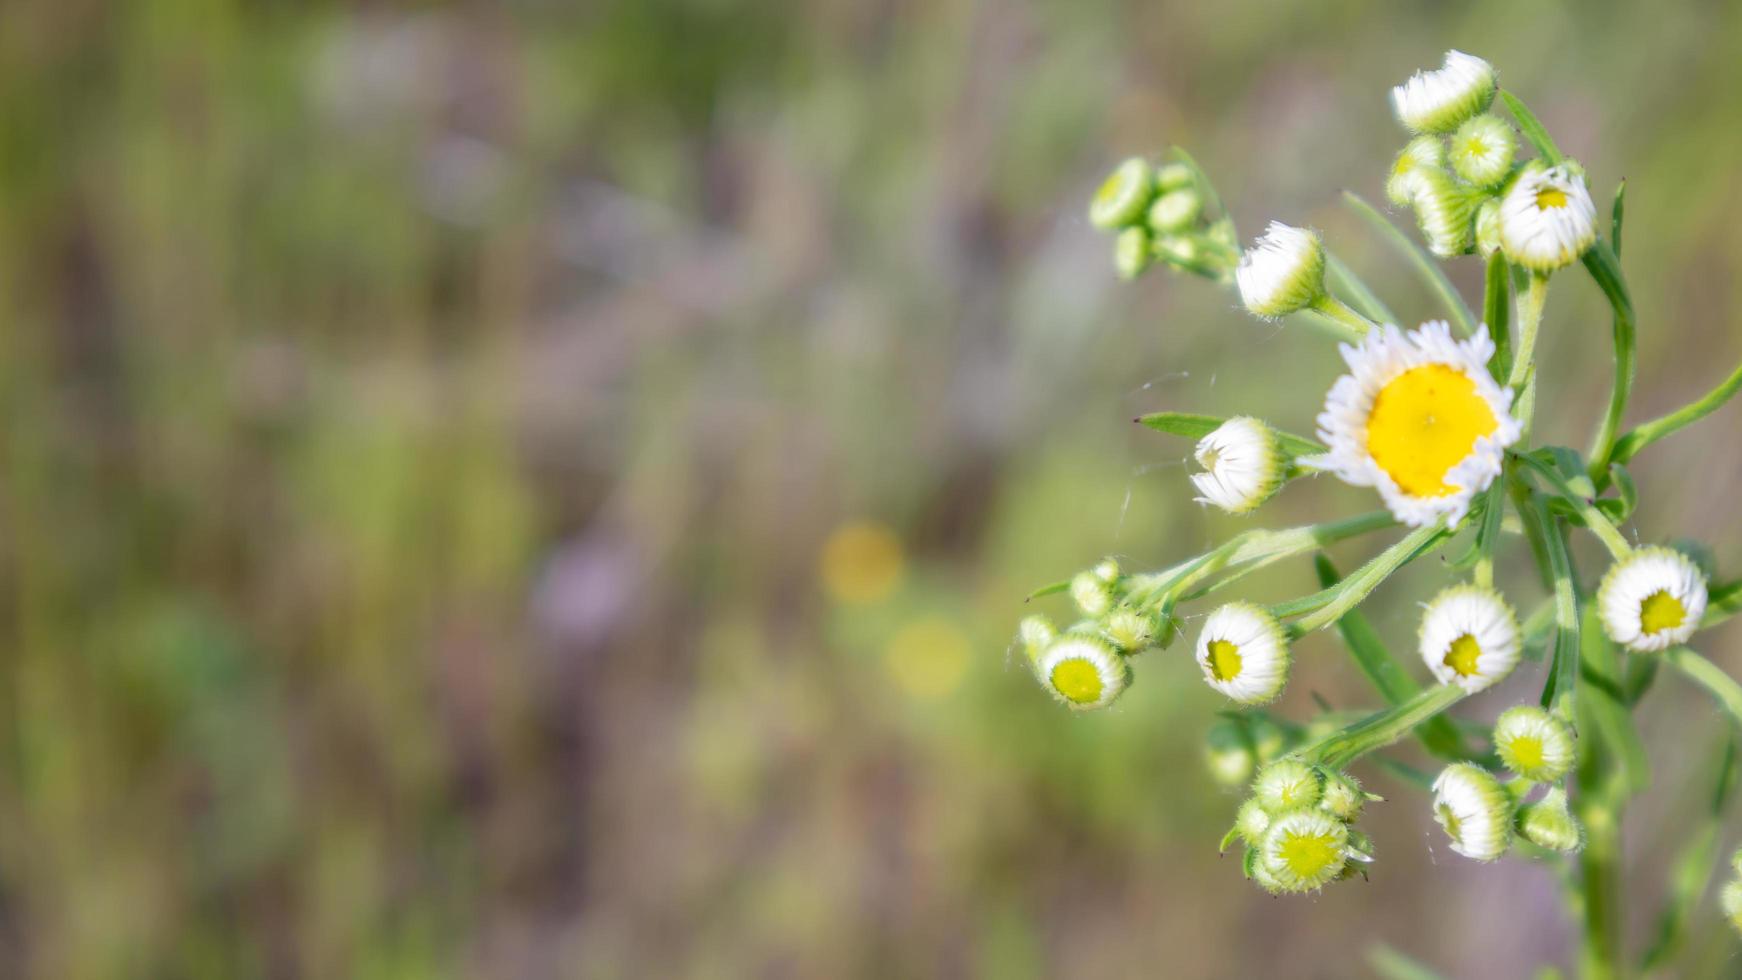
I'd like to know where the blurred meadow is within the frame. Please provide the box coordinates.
[2,0,1742,976]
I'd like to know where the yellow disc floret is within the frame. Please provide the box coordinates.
[1443,633,1483,677]
[1638,590,1687,636]
[1050,659,1104,704]
[1364,364,1499,497]
[1208,639,1243,682]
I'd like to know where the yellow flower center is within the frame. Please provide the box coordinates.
[1365,364,1499,497]
[1505,735,1545,773]
[1207,639,1243,681]
[1461,136,1488,159]
[1278,830,1341,881]
[1051,659,1104,704]
[1639,590,1687,635]
[1443,633,1483,677]
[1535,186,1569,210]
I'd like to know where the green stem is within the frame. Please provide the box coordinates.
[1584,240,1637,479]
[1663,647,1742,733]
[1511,451,1635,561]
[1507,273,1550,433]
[1298,294,1372,344]
[1298,684,1466,770]
[1327,254,1398,325]
[1273,522,1448,631]
[1606,355,1742,470]
[1124,512,1397,605]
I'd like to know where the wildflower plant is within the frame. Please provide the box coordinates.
[1026,50,1742,975]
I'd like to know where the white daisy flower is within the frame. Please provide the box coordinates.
[1447,113,1516,189]
[1195,602,1290,704]
[1258,807,1351,893]
[1492,704,1576,782]
[1409,167,1487,257]
[1386,134,1445,207]
[1390,50,1498,134]
[1102,606,1161,653]
[1497,162,1598,272]
[1417,584,1522,692]
[1597,546,1709,652]
[1307,321,1523,527]
[1088,156,1154,230]
[1035,634,1129,710]
[1235,222,1327,319]
[1190,417,1286,514]
[1431,762,1513,861]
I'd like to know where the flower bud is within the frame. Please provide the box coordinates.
[1154,161,1195,192]
[1196,602,1291,705]
[1088,157,1154,230]
[1235,797,1272,845]
[1431,762,1514,862]
[1475,197,1502,258]
[1070,570,1115,618]
[1147,188,1202,234]
[1104,606,1161,653]
[1723,879,1742,937]
[1516,787,1584,853]
[1493,704,1576,782]
[1235,222,1327,319]
[1253,759,1324,814]
[1191,417,1286,515]
[1258,808,1350,893]
[1114,226,1152,280]
[1035,634,1129,711]
[1448,114,1515,189]
[1319,770,1368,822]
[1597,545,1709,652]
[1387,135,1445,207]
[1497,161,1598,273]
[1092,557,1122,583]
[1206,720,1258,788]
[1390,50,1497,134]
[1018,614,1057,672]
[1409,168,1487,257]
[1247,714,1290,764]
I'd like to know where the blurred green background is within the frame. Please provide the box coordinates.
[2,0,1741,976]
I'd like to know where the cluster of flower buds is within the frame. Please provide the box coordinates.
[1017,558,1169,710]
[1086,154,1239,282]
[1385,51,1597,272]
[1224,759,1380,894]
[1430,705,1582,861]
[1204,712,1291,787]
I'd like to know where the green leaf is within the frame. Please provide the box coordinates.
[1327,254,1398,324]
[1611,179,1626,259]
[1134,412,1324,457]
[1704,578,1742,628]
[1640,738,1735,973]
[1025,580,1069,601]
[1664,646,1742,733]
[1583,240,1638,479]
[1483,251,1513,381]
[1341,191,1477,335]
[1608,355,1742,469]
[1298,684,1466,770]
[1499,90,1564,163]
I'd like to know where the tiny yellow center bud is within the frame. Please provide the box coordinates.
[1208,639,1243,682]
[1444,633,1483,677]
[1507,735,1545,773]
[1638,590,1687,635]
[1364,364,1500,497]
[1279,830,1342,880]
[1535,186,1569,210]
[1051,659,1104,704]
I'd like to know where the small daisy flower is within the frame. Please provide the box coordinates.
[1036,634,1129,710]
[1190,417,1286,514]
[1017,614,1057,671]
[1493,704,1576,782]
[1088,157,1154,229]
[1070,569,1116,617]
[1307,321,1523,527]
[1447,114,1516,189]
[1387,134,1446,207]
[1418,584,1522,692]
[1432,762,1514,861]
[1146,188,1202,234]
[1235,222,1327,319]
[1195,602,1291,704]
[1258,808,1351,892]
[1516,788,1584,853]
[1318,770,1370,822]
[1597,546,1709,652]
[1391,50,1498,134]
[1409,167,1487,257]
[1497,162,1598,272]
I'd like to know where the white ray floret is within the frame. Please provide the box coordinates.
[1305,321,1523,527]
[1432,762,1513,862]
[1497,162,1598,272]
[1597,546,1709,652]
[1035,634,1129,710]
[1194,602,1290,704]
[1493,704,1576,782]
[1417,584,1522,692]
[1391,50,1498,134]
[1190,417,1286,514]
[1235,222,1326,319]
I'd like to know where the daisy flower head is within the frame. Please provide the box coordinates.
[1391,50,1498,134]
[1497,161,1598,272]
[1195,602,1291,704]
[1035,633,1129,710]
[1258,807,1351,893]
[1190,417,1286,514]
[1252,759,1324,814]
[1418,584,1522,693]
[1448,113,1516,189]
[1387,134,1446,207]
[1235,222,1326,319]
[1307,321,1523,527]
[1597,546,1709,652]
[1410,167,1487,257]
[1493,704,1576,782]
[1432,762,1514,862]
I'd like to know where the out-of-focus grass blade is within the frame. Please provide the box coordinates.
[1368,944,1449,980]
[1341,191,1476,336]
[1025,581,1069,601]
[1500,90,1564,163]
[1664,646,1742,731]
[1484,251,1513,381]
[1328,254,1398,324]
[1703,578,1742,628]
[1135,412,1325,457]
[1611,179,1626,259]
[1641,738,1736,972]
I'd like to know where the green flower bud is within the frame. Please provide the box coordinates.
[1493,704,1576,783]
[1206,720,1258,788]
[1448,114,1516,189]
[1723,879,1742,937]
[1235,797,1272,846]
[1018,614,1057,673]
[1516,787,1584,853]
[1387,134,1445,207]
[1035,634,1129,711]
[1104,606,1161,654]
[1235,222,1327,319]
[1089,157,1155,229]
[1114,226,1152,281]
[1259,808,1350,893]
[1147,188,1202,234]
[1253,759,1324,815]
[1154,161,1195,192]
[1432,763,1514,862]
[1247,714,1290,764]
[1319,770,1368,822]
[1409,168,1487,257]
[1390,50,1497,135]
[1475,197,1502,258]
[1070,570,1115,618]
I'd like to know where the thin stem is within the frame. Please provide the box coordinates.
[1299,684,1466,770]
[1274,522,1448,631]
[1507,273,1550,431]
[1663,647,1742,733]
[1512,451,1634,561]
[1584,240,1637,479]
[1607,355,1742,469]
[1342,190,1477,335]
[1327,254,1398,325]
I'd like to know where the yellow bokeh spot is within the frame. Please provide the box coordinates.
[1208,639,1243,682]
[1639,590,1686,635]
[1536,186,1569,210]
[1365,364,1498,497]
[820,522,904,605]
[1279,830,1340,880]
[1443,633,1483,677]
[1050,659,1104,704]
[884,617,970,701]
[1506,735,1545,773]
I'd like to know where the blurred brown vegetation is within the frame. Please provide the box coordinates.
[0,0,1740,977]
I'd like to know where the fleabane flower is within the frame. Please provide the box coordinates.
[1190,417,1286,514]
[1432,762,1514,861]
[1597,546,1709,652]
[1497,162,1598,272]
[1257,808,1351,893]
[1103,606,1161,653]
[1387,134,1445,207]
[1493,704,1576,782]
[1516,788,1584,853]
[1017,614,1057,672]
[1307,321,1523,527]
[1448,113,1516,189]
[1035,634,1129,710]
[1418,584,1522,692]
[1235,222,1327,319]
[1195,602,1290,704]
[1088,157,1154,230]
[1409,168,1488,256]
[1391,50,1498,134]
